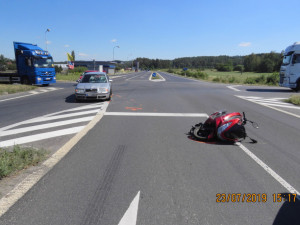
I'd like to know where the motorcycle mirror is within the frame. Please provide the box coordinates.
[252,122,259,129]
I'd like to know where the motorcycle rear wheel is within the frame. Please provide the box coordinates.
[190,123,209,141]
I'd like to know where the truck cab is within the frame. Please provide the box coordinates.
[14,42,56,85]
[279,42,300,91]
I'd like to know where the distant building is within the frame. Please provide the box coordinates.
[74,61,117,74]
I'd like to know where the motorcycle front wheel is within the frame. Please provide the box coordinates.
[190,123,209,141]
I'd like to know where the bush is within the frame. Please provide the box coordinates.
[54,65,63,73]
[167,68,174,73]
[0,64,7,71]
[216,63,233,72]
[234,65,244,72]
[244,77,256,84]
[255,75,266,84]
[228,76,237,83]
[73,66,87,73]
[7,63,16,70]
[266,72,279,85]
[285,95,300,105]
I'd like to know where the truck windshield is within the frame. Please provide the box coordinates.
[282,55,292,65]
[33,57,54,68]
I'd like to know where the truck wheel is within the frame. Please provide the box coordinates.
[292,80,300,92]
[42,84,49,87]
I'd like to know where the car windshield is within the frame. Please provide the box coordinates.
[81,74,107,83]
[33,57,54,68]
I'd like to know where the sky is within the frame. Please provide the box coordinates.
[0,0,300,62]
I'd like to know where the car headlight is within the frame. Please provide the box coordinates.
[98,88,109,93]
[75,88,85,94]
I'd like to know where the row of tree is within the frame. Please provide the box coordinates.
[133,52,283,73]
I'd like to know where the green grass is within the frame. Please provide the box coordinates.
[0,84,38,95]
[56,72,81,81]
[284,95,300,106]
[0,146,48,179]
[161,68,279,86]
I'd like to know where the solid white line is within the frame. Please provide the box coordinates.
[236,143,300,195]
[227,85,241,92]
[235,95,300,119]
[0,126,84,147]
[104,112,209,117]
[118,191,140,225]
[0,116,94,137]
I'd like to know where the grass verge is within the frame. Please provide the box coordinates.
[0,146,48,179]
[56,72,81,82]
[0,84,38,95]
[162,68,279,86]
[284,95,300,106]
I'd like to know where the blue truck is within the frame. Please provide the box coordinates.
[0,42,56,85]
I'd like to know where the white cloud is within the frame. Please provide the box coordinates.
[64,44,70,48]
[78,53,88,57]
[111,39,117,43]
[239,42,251,47]
[46,41,51,45]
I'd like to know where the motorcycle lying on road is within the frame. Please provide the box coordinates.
[190,110,259,143]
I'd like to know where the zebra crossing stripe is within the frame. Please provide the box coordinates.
[0,126,85,148]
[0,116,94,137]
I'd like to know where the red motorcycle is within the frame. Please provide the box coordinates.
[190,110,258,143]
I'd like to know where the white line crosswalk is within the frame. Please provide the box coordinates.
[235,95,300,110]
[0,102,108,148]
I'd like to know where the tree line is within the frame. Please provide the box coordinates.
[133,52,283,73]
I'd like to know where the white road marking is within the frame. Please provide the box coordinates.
[236,143,300,196]
[105,112,209,117]
[0,116,94,137]
[21,109,100,125]
[0,103,103,132]
[118,191,140,225]
[28,91,39,94]
[236,95,300,118]
[227,85,241,91]
[0,126,85,147]
[126,73,148,81]
[0,102,109,217]
[0,87,62,102]
[149,72,166,82]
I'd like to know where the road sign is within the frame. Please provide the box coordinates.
[183,68,188,71]
[152,73,156,77]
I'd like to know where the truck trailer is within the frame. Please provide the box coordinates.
[0,42,56,85]
[279,42,300,91]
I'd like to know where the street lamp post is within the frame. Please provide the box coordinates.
[45,28,50,51]
[113,46,120,61]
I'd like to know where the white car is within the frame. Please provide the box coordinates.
[75,72,112,102]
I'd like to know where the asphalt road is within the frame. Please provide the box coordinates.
[0,71,299,224]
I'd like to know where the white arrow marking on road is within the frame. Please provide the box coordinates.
[118,191,140,225]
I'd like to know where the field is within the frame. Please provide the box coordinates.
[161,69,279,86]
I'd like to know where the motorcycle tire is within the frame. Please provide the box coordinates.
[190,123,209,141]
